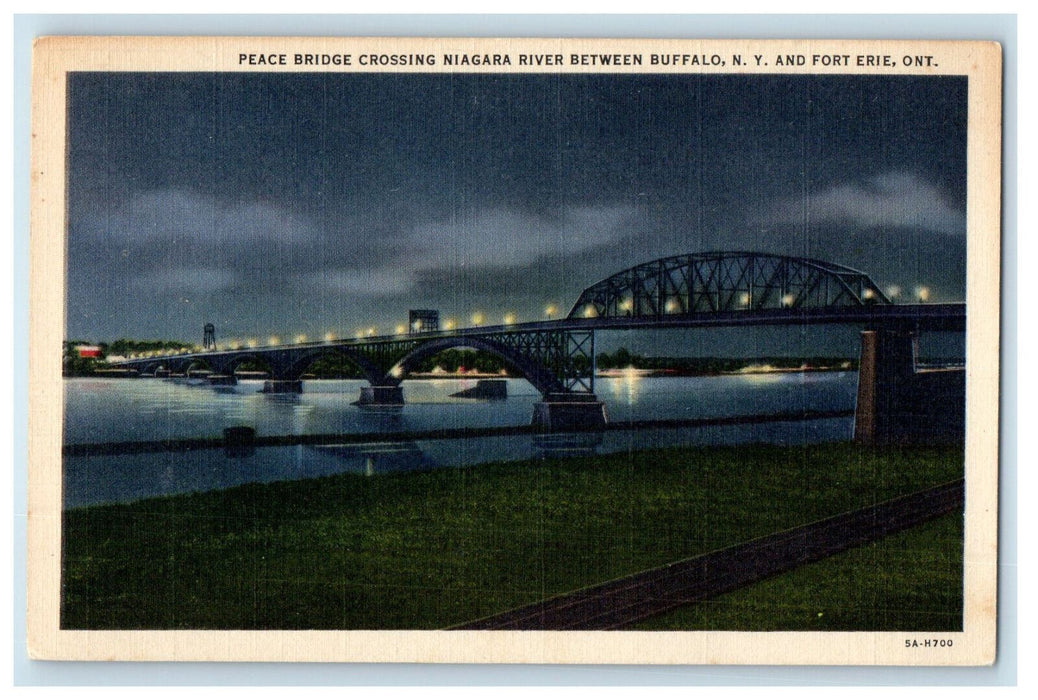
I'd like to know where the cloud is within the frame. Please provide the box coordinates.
[411,205,641,269]
[82,189,314,244]
[132,266,236,294]
[314,268,415,296]
[759,172,966,235]
[309,205,643,298]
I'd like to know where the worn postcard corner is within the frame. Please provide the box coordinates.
[28,36,1001,665]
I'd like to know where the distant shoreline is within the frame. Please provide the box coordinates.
[596,365,852,379]
[69,366,855,381]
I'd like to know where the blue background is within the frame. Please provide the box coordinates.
[12,12,1018,687]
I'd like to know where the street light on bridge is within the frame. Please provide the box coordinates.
[915,285,931,302]
[545,303,558,319]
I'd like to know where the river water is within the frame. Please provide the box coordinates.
[63,372,858,508]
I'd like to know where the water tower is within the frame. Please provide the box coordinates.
[203,323,216,350]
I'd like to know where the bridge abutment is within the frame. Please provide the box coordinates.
[357,385,405,407]
[854,329,914,444]
[854,329,964,445]
[532,393,608,431]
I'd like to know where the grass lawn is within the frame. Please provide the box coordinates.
[61,442,963,630]
[630,511,963,631]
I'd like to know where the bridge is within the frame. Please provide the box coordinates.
[109,252,966,443]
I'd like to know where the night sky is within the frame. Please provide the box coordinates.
[66,72,967,354]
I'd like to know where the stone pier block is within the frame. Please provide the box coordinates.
[450,379,508,399]
[262,379,303,394]
[532,393,608,431]
[854,329,963,445]
[357,385,405,406]
[223,426,256,458]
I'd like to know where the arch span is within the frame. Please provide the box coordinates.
[207,353,276,377]
[569,251,890,320]
[388,335,568,395]
[280,347,385,384]
[166,357,213,374]
[184,358,213,374]
[163,357,190,374]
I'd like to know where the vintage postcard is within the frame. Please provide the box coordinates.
[28,36,1001,664]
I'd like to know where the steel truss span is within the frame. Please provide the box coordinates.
[568,252,891,320]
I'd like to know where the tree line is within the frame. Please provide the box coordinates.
[63,339,864,379]
[63,339,189,376]
[595,348,858,374]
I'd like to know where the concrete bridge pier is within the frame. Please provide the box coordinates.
[854,329,916,444]
[262,379,303,394]
[532,393,608,431]
[356,385,405,407]
[854,329,965,445]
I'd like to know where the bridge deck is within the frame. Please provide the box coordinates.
[111,303,964,367]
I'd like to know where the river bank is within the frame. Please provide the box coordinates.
[61,441,963,631]
[69,366,855,380]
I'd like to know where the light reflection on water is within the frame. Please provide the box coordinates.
[63,373,858,508]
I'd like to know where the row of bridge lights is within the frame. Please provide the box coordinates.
[581,285,932,318]
[590,292,800,318]
[125,286,932,358]
[327,305,562,343]
[124,304,565,357]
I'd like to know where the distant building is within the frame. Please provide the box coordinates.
[409,310,439,334]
